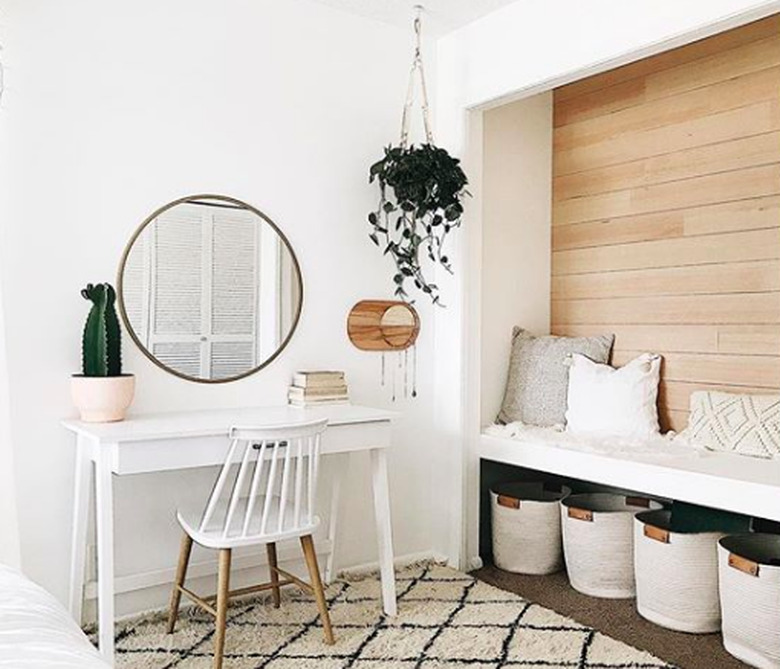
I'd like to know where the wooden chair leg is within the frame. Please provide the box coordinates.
[266,543,281,608]
[213,549,232,669]
[167,532,193,634]
[300,535,335,645]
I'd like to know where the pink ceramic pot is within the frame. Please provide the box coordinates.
[71,375,135,423]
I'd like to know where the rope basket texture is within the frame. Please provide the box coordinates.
[634,509,724,633]
[561,493,662,599]
[490,482,571,575]
[718,534,780,669]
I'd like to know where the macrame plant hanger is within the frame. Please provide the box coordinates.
[353,9,432,402]
[383,5,431,401]
[400,6,434,150]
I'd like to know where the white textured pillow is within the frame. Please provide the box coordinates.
[682,391,780,459]
[565,353,661,439]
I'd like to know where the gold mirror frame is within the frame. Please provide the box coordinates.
[117,194,304,384]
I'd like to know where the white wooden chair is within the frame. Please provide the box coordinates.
[167,418,333,669]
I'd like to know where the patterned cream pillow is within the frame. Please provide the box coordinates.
[683,391,780,459]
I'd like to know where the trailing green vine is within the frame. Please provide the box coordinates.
[368,143,469,305]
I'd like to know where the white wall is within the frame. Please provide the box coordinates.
[480,94,552,425]
[0,18,21,569]
[0,274,20,570]
[442,0,780,109]
[0,0,442,615]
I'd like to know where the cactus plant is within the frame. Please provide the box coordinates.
[80,283,122,377]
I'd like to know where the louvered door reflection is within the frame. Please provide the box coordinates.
[119,195,302,382]
[148,204,260,379]
[210,209,260,378]
[150,204,206,375]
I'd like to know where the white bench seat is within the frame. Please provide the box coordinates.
[480,428,780,522]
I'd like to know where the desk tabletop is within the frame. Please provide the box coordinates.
[62,404,397,444]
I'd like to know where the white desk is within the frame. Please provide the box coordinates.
[63,404,398,664]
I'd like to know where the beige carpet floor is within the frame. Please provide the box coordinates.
[473,564,747,669]
[111,563,675,668]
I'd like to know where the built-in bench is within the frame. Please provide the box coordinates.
[480,431,780,522]
[477,428,780,561]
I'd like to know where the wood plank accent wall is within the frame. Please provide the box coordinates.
[551,15,780,432]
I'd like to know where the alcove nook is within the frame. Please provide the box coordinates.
[460,12,780,569]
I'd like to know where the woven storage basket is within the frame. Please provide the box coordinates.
[490,482,571,575]
[718,534,780,669]
[634,509,724,633]
[561,493,662,598]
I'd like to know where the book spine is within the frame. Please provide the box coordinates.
[293,374,345,388]
[289,385,348,398]
[288,392,349,402]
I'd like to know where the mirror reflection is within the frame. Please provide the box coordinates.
[119,196,302,382]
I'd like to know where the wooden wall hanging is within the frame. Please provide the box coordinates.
[347,300,420,351]
[347,300,420,400]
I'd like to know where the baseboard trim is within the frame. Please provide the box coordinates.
[85,545,448,600]
[85,540,333,600]
[337,550,449,578]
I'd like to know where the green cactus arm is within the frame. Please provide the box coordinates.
[104,284,122,376]
[81,283,108,377]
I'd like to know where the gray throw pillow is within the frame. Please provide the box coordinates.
[497,328,614,427]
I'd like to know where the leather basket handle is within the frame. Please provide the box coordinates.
[729,553,760,577]
[644,524,670,544]
[497,495,520,510]
[568,507,593,522]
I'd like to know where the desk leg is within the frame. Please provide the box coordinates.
[68,436,91,622]
[324,456,345,585]
[370,448,397,616]
[95,452,116,662]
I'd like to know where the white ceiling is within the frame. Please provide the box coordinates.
[309,0,519,33]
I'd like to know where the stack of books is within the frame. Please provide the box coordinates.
[288,371,349,407]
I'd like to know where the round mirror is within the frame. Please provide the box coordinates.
[118,195,303,383]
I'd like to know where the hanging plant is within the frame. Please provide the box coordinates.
[367,10,469,306]
[368,144,468,305]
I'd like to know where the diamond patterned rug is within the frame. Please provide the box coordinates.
[113,563,675,668]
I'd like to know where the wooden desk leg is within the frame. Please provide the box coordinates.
[68,436,92,622]
[95,450,116,662]
[370,448,397,616]
[324,455,345,585]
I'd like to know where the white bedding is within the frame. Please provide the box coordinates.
[0,564,109,668]
[485,421,703,459]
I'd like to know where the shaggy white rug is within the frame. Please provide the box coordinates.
[113,563,675,668]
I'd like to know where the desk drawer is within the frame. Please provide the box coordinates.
[111,420,392,475]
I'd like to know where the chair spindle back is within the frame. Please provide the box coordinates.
[199,419,328,539]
